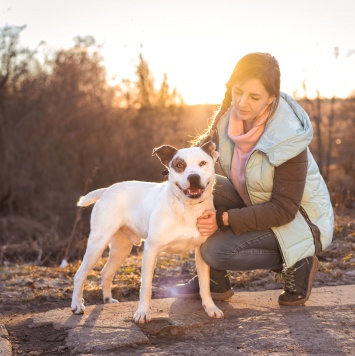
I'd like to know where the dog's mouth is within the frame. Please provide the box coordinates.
[175,183,207,199]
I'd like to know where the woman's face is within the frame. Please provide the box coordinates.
[231,78,275,121]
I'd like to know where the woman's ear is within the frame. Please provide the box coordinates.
[267,95,276,105]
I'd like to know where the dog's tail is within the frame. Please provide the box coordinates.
[77,188,107,207]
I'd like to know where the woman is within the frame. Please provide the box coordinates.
[172,53,334,305]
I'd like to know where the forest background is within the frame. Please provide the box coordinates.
[0,25,354,266]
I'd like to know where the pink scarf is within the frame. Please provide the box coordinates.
[228,105,271,206]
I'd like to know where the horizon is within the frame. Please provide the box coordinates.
[1,0,355,105]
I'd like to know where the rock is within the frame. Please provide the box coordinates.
[0,325,12,356]
[345,270,355,277]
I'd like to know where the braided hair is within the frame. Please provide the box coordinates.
[193,53,281,147]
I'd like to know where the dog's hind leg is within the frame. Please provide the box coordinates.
[101,230,133,304]
[71,230,115,314]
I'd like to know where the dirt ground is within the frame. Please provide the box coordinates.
[0,209,354,355]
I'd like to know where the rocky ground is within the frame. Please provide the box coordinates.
[0,209,354,355]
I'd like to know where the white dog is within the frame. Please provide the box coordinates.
[71,141,224,323]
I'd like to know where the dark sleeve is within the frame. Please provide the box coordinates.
[227,149,308,235]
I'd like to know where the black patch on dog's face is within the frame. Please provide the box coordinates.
[171,157,187,173]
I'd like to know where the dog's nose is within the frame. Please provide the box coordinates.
[187,174,201,187]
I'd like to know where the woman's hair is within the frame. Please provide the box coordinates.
[193,52,280,146]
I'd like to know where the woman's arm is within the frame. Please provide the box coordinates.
[227,149,308,234]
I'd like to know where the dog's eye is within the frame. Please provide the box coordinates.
[199,161,207,167]
[177,163,184,168]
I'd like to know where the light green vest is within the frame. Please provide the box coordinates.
[217,93,334,267]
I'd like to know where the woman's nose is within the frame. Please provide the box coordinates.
[238,94,248,107]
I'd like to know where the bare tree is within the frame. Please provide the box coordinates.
[0,25,41,214]
[298,81,324,175]
[135,52,156,109]
[324,47,340,182]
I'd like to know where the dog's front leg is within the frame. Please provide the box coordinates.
[195,247,224,319]
[133,242,158,323]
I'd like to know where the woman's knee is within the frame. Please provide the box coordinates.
[200,229,284,272]
[213,175,245,209]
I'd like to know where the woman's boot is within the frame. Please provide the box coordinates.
[278,256,318,306]
[170,268,234,300]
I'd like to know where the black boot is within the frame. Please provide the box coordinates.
[278,256,318,306]
[170,268,234,301]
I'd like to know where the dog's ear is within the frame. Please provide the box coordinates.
[152,145,178,167]
[201,141,219,163]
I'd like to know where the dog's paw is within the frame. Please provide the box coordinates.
[133,309,151,324]
[71,298,85,314]
[204,304,224,319]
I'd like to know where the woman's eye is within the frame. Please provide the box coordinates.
[199,161,207,167]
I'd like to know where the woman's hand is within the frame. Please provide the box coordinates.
[197,209,218,237]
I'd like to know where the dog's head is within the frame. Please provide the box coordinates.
[152,141,218,202]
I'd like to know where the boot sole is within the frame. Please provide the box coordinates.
[211,289,235,300]
[173,289,234,301]
[279,256,319,306]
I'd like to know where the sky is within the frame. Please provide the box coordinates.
[1,0,355,104]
